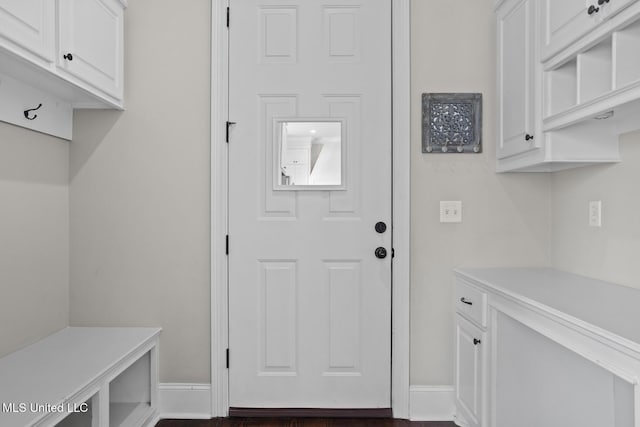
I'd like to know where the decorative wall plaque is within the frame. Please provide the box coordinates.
[422,93,482,153]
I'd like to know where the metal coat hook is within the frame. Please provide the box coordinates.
[24,103,42,120]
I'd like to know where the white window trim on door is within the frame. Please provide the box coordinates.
[210,0,411,418]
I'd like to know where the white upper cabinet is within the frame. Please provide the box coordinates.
[58,0,124,101]
[541,0,635,61]
[497,0,538,160]
[0,0,55,62]
[496,0,640,172]
[0,0,126,139]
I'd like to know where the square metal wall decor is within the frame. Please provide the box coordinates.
[422,93,482,153]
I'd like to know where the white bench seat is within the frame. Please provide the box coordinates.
[0,327,160,427]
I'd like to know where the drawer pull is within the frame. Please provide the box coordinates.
[474,338,481,345]
[460,297,473,306]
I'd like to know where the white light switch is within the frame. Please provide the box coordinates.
[589,201,602,227]
[440,201,462,223]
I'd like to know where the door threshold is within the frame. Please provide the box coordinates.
[228,407,393,418]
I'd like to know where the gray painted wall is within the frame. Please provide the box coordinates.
[0,122,69,358]
[409,0,552,385]
[552,130,640,289]
[69,0,212,383]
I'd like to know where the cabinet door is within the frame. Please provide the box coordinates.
[58,0,123,100]
[497,0,538,160]
[541,0,600,60]
[0,0,54,61]
[455,315,485,427]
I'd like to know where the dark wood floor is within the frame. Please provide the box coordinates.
[156,419,456,427]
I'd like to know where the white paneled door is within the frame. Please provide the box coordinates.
[228,0,392,409]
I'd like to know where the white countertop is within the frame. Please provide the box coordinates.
[454,267,640,349]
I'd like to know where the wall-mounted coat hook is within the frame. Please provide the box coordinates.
[24,103,43,120]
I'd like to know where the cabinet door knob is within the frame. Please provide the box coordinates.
[473,338,481,345]
[525,134,534,141]
[597,0,610,4]
[63,53,73,61]
[460,297,473,306]
[588,5,600,15]
[375,222,387,233]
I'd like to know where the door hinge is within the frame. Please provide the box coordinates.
[226,348,230,368]
[225,235,229,255]
[226,7,230,27]
[226,121,236,143]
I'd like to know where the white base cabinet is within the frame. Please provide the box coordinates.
[0,327,160,427]
[454,268,640,427]
[454,315,485,427]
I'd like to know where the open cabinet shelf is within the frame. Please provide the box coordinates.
[0,327,160,427]
[577,39,613,104]
[614,19,640,89]
[543,13,640,133]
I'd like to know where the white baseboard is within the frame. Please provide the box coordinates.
[158,383,212,419]
[158,383,454,422]
[409,385,455,421]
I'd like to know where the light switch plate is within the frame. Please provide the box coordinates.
[440,201,462,223]
[589,201,602,227]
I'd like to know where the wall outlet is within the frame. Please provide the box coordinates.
[589,201,602,227]
[440,201,462,223]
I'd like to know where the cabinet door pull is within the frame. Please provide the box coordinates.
[460,297,473,306]
[473,338,481,345]
[525,134,534,141]
[63,53,73,61]
[597,0,610,4]
[588,5,600,15]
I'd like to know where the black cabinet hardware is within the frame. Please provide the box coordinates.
[24,103,42,120]
[588,5,600,14]
[375,222,387,233]
[473,338,481,345]
[460,297,473,306]
[63,53,73,61]
[375,247,387,259]
[525,134,534,141]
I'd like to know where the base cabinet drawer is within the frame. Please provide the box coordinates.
[455,279,488,327]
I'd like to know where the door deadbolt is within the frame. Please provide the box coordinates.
[375,222,387,233]
[375,247,387,259]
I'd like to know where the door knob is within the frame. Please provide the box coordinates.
[588,5,599,15]
[473,338,482,345]
[375,222,387,233]
[63,53,73,61]
[597,0,610,4]
[525,134,534,141]
[375,247,387,259]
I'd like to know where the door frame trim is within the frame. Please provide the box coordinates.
[210,0,411,418]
